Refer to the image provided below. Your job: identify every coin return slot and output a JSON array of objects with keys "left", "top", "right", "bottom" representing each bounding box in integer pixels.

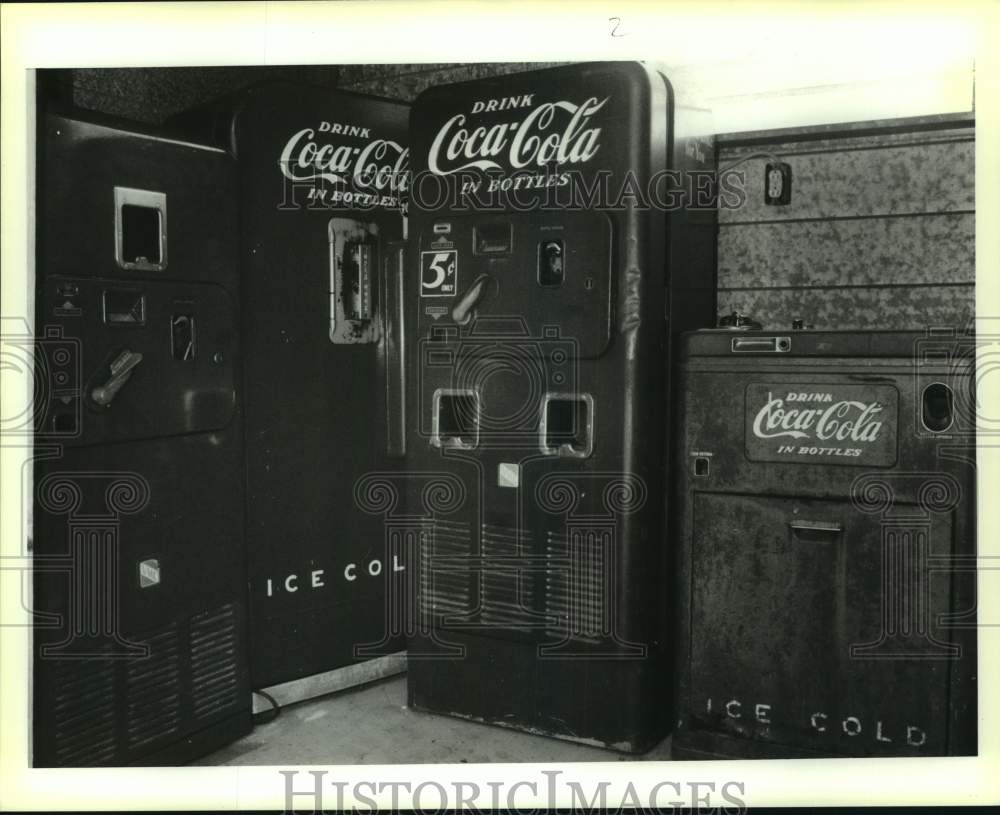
[
  {"left": 433, "top": 391, "right": 479, "bottom": 449},
  {"left": 694, "top": 456, "right": 710, "bottom": 477},
  {"left": 102, "top": 290, "right": 146, "bottom": 325},
  {"left": 541, "top": 394, "right": 593, "bottom": 457},
  {"left": 922, "top": 383, "right": 954, "bottom": 433},
  {"left": 474, "top": 222, "right": 512, "bottom": 255},
  {"left": 343, "top": 242, "right": 373, "bottom": 321},
  {"left": 171, "top": 314, "right": 196, "bottom": 361},
  {"left": 538, "top": 240, "right": 564, "bottom": 287}
]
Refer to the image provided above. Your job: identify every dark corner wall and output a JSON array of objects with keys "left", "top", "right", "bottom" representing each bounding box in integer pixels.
[
  {"left": 37, "top": 63, "right": 975, "bottom": 332},
  {"left": 36, "top": 63, "right": 565, "bottom": 125}
]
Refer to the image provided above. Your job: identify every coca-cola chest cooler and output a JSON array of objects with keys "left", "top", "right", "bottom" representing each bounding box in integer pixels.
[
  {"left": 171, "top": 83, "right": 410, "bottom": 700},
  {"left": 671, "top": 328, "right": 977, "bottom": 759},
  {"left": 403, "top": 61, "right": 716, "bottom": 752}
]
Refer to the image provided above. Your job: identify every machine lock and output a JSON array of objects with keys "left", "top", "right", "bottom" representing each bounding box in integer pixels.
[{"left": 91, "top": 349, "right": 143, "bottom": 407}]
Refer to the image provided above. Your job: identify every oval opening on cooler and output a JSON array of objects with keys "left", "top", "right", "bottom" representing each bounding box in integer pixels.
[{"left": 921, "top": 382, "right": 954, "bottom": 433}]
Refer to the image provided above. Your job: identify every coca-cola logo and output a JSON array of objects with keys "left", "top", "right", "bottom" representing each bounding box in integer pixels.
[
  {"left": 743, "top": 384, "right": 898, "bottom": 466},
  {"left": 427, "top": 96, "right": 609, "bottom": 175},
  {"left": 752, "top": 391, "right": 885, "bottom": 444},
  {"left": 279, "top": 123, "right": 409, "bottom": 194}
]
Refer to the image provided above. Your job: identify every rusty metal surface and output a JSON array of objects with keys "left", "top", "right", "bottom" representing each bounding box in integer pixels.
[{"left": 671, "top": 329, "right": 977, "bottom": 759}]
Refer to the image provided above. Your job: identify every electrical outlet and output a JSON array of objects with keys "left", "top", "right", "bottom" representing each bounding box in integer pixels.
[{"left": 764, "top": 162, "right": 792, "bottom": 205}]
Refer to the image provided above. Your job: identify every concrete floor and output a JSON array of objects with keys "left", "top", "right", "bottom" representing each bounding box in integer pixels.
[{"left": 195, "top": 675, "right": 672, "bottom": 764}]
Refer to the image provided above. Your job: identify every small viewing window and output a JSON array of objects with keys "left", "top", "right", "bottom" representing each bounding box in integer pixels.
[
  {"left": 115, "top": 187, "right": 167, "bottom": 271},
  {"left": 541, "top": 394, "right": 593, "bottom": 458},
  {"left": 433, "top": 390, "right": 479, "bottom": 449}
]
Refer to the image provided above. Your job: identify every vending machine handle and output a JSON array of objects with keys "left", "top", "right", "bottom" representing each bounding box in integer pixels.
[{"left": 90, "top": 349, "right": 143, "bottom": 407}]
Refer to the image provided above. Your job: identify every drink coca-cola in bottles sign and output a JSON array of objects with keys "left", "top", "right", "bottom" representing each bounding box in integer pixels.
[
  {"left": 411, "top": 68, "right": 645, "bottom": 207},
  {"left": 279, "top": 119, "right": 409, "bottom": 211},
  {"left": 744, "top": 383, "right": 899, "bottom": 466}
]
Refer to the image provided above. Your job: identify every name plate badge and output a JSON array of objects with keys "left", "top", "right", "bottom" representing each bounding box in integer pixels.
[{"left": 744, "top": 383, "right": 898, "bottom": 466}]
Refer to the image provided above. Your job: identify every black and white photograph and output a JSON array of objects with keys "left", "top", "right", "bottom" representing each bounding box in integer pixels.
[{"left": 0, "top": 1, "right": 997, "bottom": 811}]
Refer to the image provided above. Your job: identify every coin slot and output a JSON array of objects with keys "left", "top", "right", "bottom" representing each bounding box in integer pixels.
[
  {"left": 433, "top": 390, "right": 479, "bottom": 449},
  {"left": 731, "top": 336, "right": 790, "bottom": 353},
  {"left": 541, "top": 394, "right": 593, "bottom": 458},
  {"left": 538, "top": 240, "right": 565, "bottom": 287},
  {"left": 171, "top": 314, "right": 196, "bottom": 361},
  {"left": 921, "top": 382, "right": 954, "bottom": 433}
]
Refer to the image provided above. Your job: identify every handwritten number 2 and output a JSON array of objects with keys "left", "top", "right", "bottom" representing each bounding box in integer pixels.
[{"left": 609, "top": 16, "right": 624, "bottom": 38}]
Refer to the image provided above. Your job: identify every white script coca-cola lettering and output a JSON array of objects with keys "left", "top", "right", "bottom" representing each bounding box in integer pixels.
[
  {"left": 427, "top": 96, "right": 610, "bottom": 175},
  {"left": 279, "top": 125, "right": 409, "bottom": 193},
  {"left": 752, "top": 391, "right": 885, "bottom": 443}
]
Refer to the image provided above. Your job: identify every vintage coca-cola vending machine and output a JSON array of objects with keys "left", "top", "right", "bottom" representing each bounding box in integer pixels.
[
  {"left": 403, "top": 62, "right": 716, "bottom": 752},
  {"left": 32, "top": 108, "right": 251, "bottom": 766},
  {"left": 172, "top": 83, "right": 410, "bottom": 707},
  {"left": 671, "top": 328, "right": 977, "bottom": 759}
]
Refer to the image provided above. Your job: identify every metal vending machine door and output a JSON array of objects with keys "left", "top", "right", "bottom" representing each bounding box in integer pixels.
[
  {"left": 672, "top": 329, "right": 977, "bottom": 759},
  {"left": 171, "top": 84, "right": 410, "bottom": 704},
  {"left": 32, "top": 112, "right": 250, "bottom": 766},
  {"left": 404, "top": 62, "right": 715, "bottom": 752}
]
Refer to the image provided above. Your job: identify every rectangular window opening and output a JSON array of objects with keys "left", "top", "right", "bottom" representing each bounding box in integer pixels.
[
  {"left": 115, "top": 188, "right": 166, "bottom": 271},
  {"left": 434, "top": 391, "right": 478, "bottom": 448},
  {"left": 542, "top": 395, "right": 593, "bottom": 457},
  {"left": 121, "top": 205, "right": 161, "bottom": 266}
]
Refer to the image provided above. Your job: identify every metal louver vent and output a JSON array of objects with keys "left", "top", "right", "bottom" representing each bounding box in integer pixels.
[
  {"left": 545, "top": 529, "right": 610, "bottom": 643},
  {"left": 419, "top": 518, "right": 472, "bottom": 619},
  {"left": 51, "top": 654, "right": 117, "bottom": 766},
  {"left": 125, "top": 626, "right": 181, "bottom": 749},
  {"left": 190, "top": 604, "right": 239, "bottom": 720},
  {"left": 480, "top": 524, "right": 540, "bottom": 630}
]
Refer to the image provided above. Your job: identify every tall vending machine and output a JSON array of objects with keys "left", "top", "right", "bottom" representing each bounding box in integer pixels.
[
  {"left": 403, "top": 62, "right": 716, "bottom": 752},
  {"left": 172, "top": 83, "right": 411, "bottom": 706},
  {"left": 32, "top": 109, "right": 251, "bottom": 766}
]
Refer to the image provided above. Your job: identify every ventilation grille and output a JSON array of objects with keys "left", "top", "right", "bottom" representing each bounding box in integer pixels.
[
  {"left": 419, "top": 519, "right": 472, "bottom": 618},
  {"left": 51, "top": 651, "right": 117, "bottom": 766},
  {"left": 190, "top": 604, "right": 240, "bottom": 720},
  {"left": 125, "top": 626, "right": 182, "bottom": 749},
  {"left": 480, "top": 524, "right": 540, "bottom": 630},
  {"left": 545, "top": 528, "right": 611, "bottom": 643}
]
